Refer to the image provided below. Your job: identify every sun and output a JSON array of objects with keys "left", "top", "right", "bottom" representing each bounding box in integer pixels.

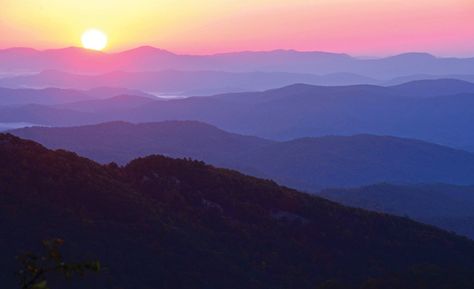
[{"left": 81, "top": 29, "right": 108, "bottom": 51}]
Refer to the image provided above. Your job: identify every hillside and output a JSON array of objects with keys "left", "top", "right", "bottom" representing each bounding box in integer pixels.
[
  {"left": 319, "top": 183, "right": 474, "bottom": 239},
  {"left": 10, "top": 121, "right": 273, "bottom": 165},
  {"left": 1, "top": 134, "right": 474, "bottom": 288},
  {"left": 235, "top": 134, "right": 474, "bottom": 190},
  {"left": 11, "top": 122, "right": 474, "bottom": 190}
]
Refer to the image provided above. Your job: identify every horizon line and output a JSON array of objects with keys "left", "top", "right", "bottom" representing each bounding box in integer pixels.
[{"left": 1, "top": 45, "right": 474, "bottom": 59}]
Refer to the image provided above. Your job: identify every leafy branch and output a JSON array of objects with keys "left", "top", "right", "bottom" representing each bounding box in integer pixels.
[{"left": 17, "top": 239, "right": 101, "bottom": 289}]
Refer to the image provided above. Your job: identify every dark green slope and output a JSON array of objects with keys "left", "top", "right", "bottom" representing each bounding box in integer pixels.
[{"left": 1, "top": 134, "right": 474, "bottom": 289}]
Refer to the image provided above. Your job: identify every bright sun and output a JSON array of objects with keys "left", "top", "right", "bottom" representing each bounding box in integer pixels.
[{"left": 81, "top": 29, "right": 108, "bottom": 51}]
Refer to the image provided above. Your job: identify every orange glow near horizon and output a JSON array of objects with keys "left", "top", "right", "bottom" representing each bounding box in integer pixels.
[{"left": 2, "top": 0, "right": 474, "bottom": 56}]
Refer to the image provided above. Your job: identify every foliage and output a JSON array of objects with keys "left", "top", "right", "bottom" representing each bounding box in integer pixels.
[{"left": 17, "top": 239, "right": 100, "bottom": 289}]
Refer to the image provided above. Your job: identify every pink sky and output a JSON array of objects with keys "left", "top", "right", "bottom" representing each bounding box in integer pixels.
[{"left": 2, "top": 0, "right": 474, "bottom": 56}]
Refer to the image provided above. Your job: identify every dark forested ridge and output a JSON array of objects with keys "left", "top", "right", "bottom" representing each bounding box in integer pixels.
[{"left": 1, "top": 134, "right": 474, "bottom": 289}]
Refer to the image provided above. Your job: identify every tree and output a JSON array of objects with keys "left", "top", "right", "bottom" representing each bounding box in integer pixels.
[{"left": 17, "top": 239, "right": 101, "bottom": 289}]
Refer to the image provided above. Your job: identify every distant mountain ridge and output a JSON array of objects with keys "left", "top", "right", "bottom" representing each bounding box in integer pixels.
[
  {"left": 11, "top": 121, "right": 474, "bottom": 191},
  {"left": 54, "top": 94, "right": 158, "bottom": 113},
  {"left": 4, "top": 69, "right": 474, "bottom": 96},
  {"left": 0, "top": 87, "right": 91, "bottom": 105},
  {"left": 120, "top": 80, "right": 474, "bottom": 149},
  {"left": 2, "top": 46, "right": 474, "bottom": 79},
  {"left": 0, "top": 69, "right": 379, "bottom": 95},
  {"left": 10, "top": 121, "right": 274, "bottom": 166},
  {"left": 319, "top": 183, "right": 474, "bottom": 239},
  {"left": 4, "top": 79, "right": 474, "bottom": 149},
  {"left": 0, "top": 86, "right": 156, "bottom": 106}
]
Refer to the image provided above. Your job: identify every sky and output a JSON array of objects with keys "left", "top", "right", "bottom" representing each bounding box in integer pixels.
[{"left": 2, "top": 0, "right": 474, "bottom": 56}]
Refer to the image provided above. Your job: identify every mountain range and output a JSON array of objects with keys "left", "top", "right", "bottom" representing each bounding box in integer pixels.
[
  {"left": 3, "top": 44, "right": 474, "bottom": 289},
  {"left": 2, "top": 47, "right": 474, "bottom": 80},
  {"left": 11, "top": 121, "right": 474, "bottom": 191},
  {"left": 12, "top": 120, "right": 474, "bottom": 239},
  {"left": 4, "top": 69, "right": 474, "bottom": 96},
  {"left": 0, "top": 69, "right": 380, "bottom": 96},
  {"left": 3, "top": 79, "right": 474, "bottom": 150},
  {"left": 2, "top": 133, "right": 474, "bottom": 289}
]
